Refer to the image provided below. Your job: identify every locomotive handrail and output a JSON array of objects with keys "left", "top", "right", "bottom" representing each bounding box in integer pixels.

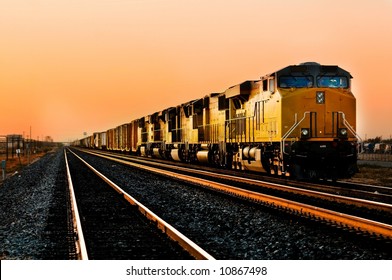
[
  {"left": 281, "top": 111, "right": 311, "bottom": 154},
  {"left": 338, "top": 111, "right": 364, "bottom": 154}
]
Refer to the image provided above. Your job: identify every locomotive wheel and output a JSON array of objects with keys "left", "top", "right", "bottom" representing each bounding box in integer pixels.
[
  {"left": 272, "top": 165, "right": 279, "bottom": 176},
  {"left": 261, "top": 157, "right": 272, "bottom": 175},
  {"left": 212, "top": 150, "right": 221, "bottom": 167}
]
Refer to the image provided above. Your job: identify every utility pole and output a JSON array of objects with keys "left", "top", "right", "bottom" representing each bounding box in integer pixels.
[{"left": 29, "top": 126, "right": 32, "bottom": 164}]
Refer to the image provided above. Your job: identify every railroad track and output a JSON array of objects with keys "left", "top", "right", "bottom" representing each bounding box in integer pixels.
[
  {"left": 75, "top": 148, "right": 392, "bottom": 241},
  {"left": 80, "top": 149, "right": 392, "bottom": 204},
  {"left": 64, "top": 149, "right": 214, "bottom": 260}
]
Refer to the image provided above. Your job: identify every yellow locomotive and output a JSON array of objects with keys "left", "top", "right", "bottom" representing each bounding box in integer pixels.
[{"left": 79, "top": 62, "right": 359, "bottom": 180}]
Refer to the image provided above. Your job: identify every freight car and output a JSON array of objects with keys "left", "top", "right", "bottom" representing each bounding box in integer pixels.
[{"left": 75, "top": 62, "right": 360, "bottom": 180}]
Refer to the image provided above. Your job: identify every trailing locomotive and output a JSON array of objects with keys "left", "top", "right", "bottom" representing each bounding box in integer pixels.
[{"left": 74, "top": 62, "right": 360, "bottom": 180}]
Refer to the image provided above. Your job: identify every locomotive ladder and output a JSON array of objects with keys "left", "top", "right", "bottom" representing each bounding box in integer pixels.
[{"left": 280, "top": 111, "right": 312, "bottom": 173}]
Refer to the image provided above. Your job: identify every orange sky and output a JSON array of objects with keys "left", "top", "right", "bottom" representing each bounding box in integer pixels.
[{"left": 1, "top": 0, "right": 392, "bottom": 142}]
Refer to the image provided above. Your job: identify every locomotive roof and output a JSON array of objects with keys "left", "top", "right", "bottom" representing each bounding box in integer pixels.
[
  {"left": 262, "top": 62, "right": 353, "bottom": 79},
  {"left": 263, "top": 62, "right": 353, "bottom": 79},
  {"left": 219, "top": 80, "right": 260, "bottom": 99}
]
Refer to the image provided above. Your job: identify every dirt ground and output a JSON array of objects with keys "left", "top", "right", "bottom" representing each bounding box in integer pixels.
[
  {"left": 0, "top": 151, "right": 49, "bottom": 180},
  {"left": 345, "top": 164, "right": 392, "bottom": 187}
]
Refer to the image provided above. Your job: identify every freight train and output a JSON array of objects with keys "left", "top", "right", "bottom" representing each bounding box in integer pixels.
[{"left": 74, "top": 62, "right": 360, "bottom": 180}]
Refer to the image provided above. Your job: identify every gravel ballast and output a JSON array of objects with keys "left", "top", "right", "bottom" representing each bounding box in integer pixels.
[{"left": 0, "top": 149, "right": 68, "bottom": 259}]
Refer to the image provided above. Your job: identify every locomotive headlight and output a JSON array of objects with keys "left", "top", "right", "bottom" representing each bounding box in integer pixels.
[
  {"left": 301, "top": 128, "right": 310, "bottom": 139},
  {"left": 338, "top": 128, "right": 348, "bottom": 138}
]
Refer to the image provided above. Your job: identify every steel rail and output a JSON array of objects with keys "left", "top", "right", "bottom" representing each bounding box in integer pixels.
[
  {"left": 67, "top": 148, "right": 215, "bottom": 260},
  {"left": 80, "top": 149, "right": 392, "bottom": 239},
  {"left": 64, "top": 149, "right": 89, "bottom": 260},
  {"left": 335, "top": 180, "right": 392, "bottom": 196},
  {"left": 82, "top": 149, "right": 392, "bottom": 213}
]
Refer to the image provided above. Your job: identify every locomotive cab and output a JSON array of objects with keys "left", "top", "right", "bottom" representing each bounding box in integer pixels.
[{"left": 277, "top": 62, "right": 359, "bottom": 179}]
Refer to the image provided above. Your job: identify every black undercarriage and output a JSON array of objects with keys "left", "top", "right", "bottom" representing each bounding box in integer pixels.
[{"left": 289, "top": 140, "right": 358, "bottom": 180}]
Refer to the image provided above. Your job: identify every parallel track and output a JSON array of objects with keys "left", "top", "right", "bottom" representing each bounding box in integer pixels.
[
  {"left": 64, "top": 148, "right": 214, "bottom": 260},
  {"left": 82, "top": 149, "right": 392, "bottom": 203}
]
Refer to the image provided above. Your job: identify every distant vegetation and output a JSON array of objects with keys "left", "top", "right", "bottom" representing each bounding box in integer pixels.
[{"left": 366, "top": 136, "right": 392, "bottom": 144}]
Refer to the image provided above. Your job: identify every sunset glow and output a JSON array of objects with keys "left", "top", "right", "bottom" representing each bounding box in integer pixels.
[{"left": 1, "top": 0, "right": 392, "bottom": 142}]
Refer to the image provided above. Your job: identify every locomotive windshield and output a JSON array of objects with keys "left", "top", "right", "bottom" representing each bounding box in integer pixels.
[
  {"left": 278, "top": 75, "right": 349, "bottom": 89},
  {"left": 317, "top": 76, "right": 348, "bottom": 88},
  {"left": 279, "top": 76, "right": 313, "bottom": 88},
  {"left": 276, "top": 64, "right": 352, "bottom": 90}
]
